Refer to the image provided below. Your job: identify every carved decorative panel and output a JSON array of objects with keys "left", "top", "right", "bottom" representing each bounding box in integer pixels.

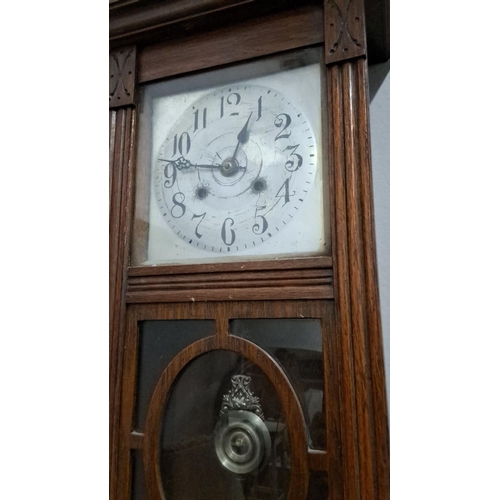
[
  {"left": 109, "top": 46, "right": 137, "bottom": 108},
  {"left": 324, "top": 0, "right": 366, "bottom": 64}
]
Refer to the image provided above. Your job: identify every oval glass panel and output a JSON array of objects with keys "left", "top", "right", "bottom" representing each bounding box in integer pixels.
[{"left": 159, "top": 350, "right": 291, "bottom": 500}]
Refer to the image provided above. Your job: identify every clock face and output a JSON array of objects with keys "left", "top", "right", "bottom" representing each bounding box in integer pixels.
[
  {"left": 154, "top": 84, "right": 317, "bottom": 254},
  {"left": 132, "top": 47, "right": 329, "bottom": 265}
]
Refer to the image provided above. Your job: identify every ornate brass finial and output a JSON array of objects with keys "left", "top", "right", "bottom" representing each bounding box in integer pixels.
[{"left": 220, "top": 375, "right": 264, "bottom": 420}]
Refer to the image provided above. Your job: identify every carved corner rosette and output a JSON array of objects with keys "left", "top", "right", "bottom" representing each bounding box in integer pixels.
[
  {"left": 324, "top": 0, "right": 366, "bottom": 64},
  {"left": 109, "top": 46, "right": 137, "bottom": 108},
  {"left": 220, "top": 375, "right": 264, "bottom": 420}
]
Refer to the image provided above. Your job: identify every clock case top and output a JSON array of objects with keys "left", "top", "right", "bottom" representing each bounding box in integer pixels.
[{"left": 109, "top": 0, "right": 389, "bottom": 66}]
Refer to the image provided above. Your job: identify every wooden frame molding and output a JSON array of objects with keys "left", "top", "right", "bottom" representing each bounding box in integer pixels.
[
  {"left": 329, "top": 58, "right": 389, "bottom": 499},
  {"left": 109, "top": 105, "right": 137, "bottom": 497},
  {"left": 137, "top": 5, "right": 324, "bottom": 84},
  {"left": 117, "top": 300, "right": 343, "bottom": 499}
]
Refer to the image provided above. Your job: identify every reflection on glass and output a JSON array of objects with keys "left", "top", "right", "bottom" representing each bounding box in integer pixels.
[
  {"left": 160, "top": 351, "right": 291, "bottom": 500},
  {"left": 231, "top": 319, "right": 326, "bottom": 449},
  {"left": 135, "top": 320, "right": 215, "bottom": 431}
]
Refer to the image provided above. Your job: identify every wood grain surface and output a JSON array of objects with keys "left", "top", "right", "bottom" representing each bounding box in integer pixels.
[
  {"left": 138, "top": 5, "right": 324, "bottom": 83},
  {"left": 117, "top": 301, "right": 339, "bottom": 500},
  {"left": 324, "top": 0, "right": 366, "bottom": 65},
  {"left": 109, "top": 106, "right": 137, "bottom": 499},
  {"left": 109, "top": 46, "right": 137, "bottom": 108},
  {"left": 328, "top": 58, "right": 389, "bottom": 500}
]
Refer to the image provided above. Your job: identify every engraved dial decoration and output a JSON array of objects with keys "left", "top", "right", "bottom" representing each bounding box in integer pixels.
[{"left": 154, "top": 84, "right": 318, "bottom": 254}]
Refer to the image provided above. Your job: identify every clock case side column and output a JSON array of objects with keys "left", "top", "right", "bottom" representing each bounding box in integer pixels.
[
  {"left": 110, "top": 45, "right": 138, "bottom": 500},
  {"left": 324, "top": 1, "right": 389, "bottom": 499}
]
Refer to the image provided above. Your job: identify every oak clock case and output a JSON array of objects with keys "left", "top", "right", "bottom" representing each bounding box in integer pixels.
[
  {"left": 112, "top": 3, "right": 389, "bottom": 500},
  {"left": 132, "top": 48, "right": 330, "bottom": 266}
]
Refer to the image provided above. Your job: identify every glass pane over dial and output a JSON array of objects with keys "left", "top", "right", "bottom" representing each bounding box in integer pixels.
[{"left": 133, "top": 47, "right": 329, "bottom": 265}]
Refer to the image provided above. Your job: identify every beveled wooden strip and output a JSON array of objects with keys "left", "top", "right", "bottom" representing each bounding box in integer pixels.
[
  {"left": 126, "top": 285, "right": 334, "bottom": 303},
  {"left": 319, "top": 285, "right": 344, "bottom": 499},
  {"left": 324, "top": 0, "right": 366, "bottom": 64},
  {"left": 129, "top": 267, "right": 332, "bottom": 286},
  {"left": 110, "top": 106, "right": 137, "bottom": 500},
  {"left": 128, "top": 255, "right": 333, "bottom": 277},
  {"left": 354, "top": 57, "right": 390, "bottom": 500},
  {"left": 143, "top": 335, "right": 310, "bottom": 500},
  {"left": 128, "top": 299, "right": 332, "bottom": 322},
  {"left": 128, "top": 276, "right": 332, "bottom": 292},
  {"left": 109, "top": 111, "right": 117, "bottom": 213},
  {"left": 138, "top": 5, "right": 324, "bottom": 83},
  {"left": 342, "top": 60, "right": 376, "bottom": 499},
  {"left": 129, "top": 277, "right": 331, "bottom": 292},
  {"left": 329, "top": 64, "right": 360, "bottom": 500},
  {"left": 116, "top": 306, "right": 142, "bottom": 500},
  {"left": 328, "top": 58, "right": 389, "bottom": 500}
]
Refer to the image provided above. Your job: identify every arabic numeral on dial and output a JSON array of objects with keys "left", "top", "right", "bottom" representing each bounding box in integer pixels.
[
  {"left": 221, "top": 218, "right": 236, "bottom": 245},
  {"left": 257, "top": 96, "right": 262, "bottom": 120},
  {"left": 220, "top": 92, "right": 241, "bottom": 118},
  {"left": 172, "top": 132, "right": 191, "bottom": 157},
  {"left": 193, "top": 108, "right": 207, "bottom": 131},
  {"left": 252, "top": 215, "right": 268, "bottom": 235},
  {"left": 283, "top": 144, "right": 303, "bottom": 172},
  {"left": 275, "top": 177, "right": 295, "bottom": 206},
  {"left": 274, "top": 113, "right": 291, "bottom": 140},
  {"left": 191, "top": 212, "right": 206, "bottom": 238},
  {"left": 163, "top": 162, "right": 177, "bottom": 188},
  {"left": 170, "top": 192, "right": 186, "bottom": 218}
]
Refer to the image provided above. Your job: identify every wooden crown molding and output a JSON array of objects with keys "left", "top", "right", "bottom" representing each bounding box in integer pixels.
[
  {"left": 110, "top": 0, "right": 388, "bottom": 64},
  {"left": 109, "top": 0, "right": 287, "bottom": 49}
]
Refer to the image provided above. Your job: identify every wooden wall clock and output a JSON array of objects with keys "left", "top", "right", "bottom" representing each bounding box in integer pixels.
[{"left": 109, "top": 1, "right": 390, "bottom": 499}]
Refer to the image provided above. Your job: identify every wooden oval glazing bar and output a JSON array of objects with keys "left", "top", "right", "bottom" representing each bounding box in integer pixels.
[{"left": 143, "top": 335, "right": 310, "bottom": 500}]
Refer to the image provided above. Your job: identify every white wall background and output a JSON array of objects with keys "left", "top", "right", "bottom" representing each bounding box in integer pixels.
[{"left": 368, "top": 61, "right": 390, "bottom": 411}]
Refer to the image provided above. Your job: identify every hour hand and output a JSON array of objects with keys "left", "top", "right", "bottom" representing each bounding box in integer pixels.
[
  {"left": 165, "top": 156, "right": 220, "bottom": 170},
  {"left": 237, "top": 112, "right": 253, "bottom": 144}
]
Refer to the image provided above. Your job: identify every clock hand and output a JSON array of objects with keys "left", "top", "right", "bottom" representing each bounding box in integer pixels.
[
  {"left": 231, "top": 112, "right": 253, "bottom": 161},
  {"left": 165, "top": 157, "right": 245, "bottom": 171}
]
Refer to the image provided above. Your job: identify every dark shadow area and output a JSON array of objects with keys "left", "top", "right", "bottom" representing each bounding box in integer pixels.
[{"left": 369, "top": 60, "right": 390, "bottom": 102}]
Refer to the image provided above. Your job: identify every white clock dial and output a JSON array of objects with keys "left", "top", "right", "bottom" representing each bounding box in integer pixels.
[{"left": 154, "top": 84, "right": 318, "bottom": 254}]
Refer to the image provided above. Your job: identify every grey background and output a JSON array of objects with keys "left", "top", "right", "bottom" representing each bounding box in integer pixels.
[{"left": 369, "top": 61, "right": 390, "bottom": 411}]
